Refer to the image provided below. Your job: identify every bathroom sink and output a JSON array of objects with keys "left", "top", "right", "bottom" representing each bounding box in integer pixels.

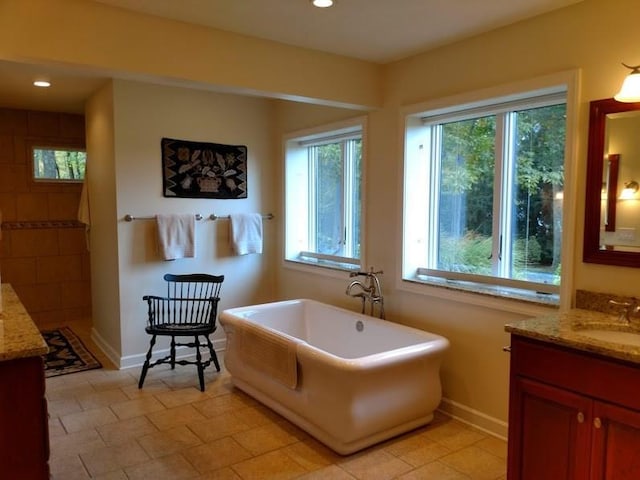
[{"left": 576, "top": 328, "right": 640, "bottom": 347}]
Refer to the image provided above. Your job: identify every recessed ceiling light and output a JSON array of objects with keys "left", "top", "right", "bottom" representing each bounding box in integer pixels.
[
  {"left": 33, "top": 80, "right": 51, "bottom": 88},
  {"left": 312, "top": 0, "right": 334, "bottom": 7}
]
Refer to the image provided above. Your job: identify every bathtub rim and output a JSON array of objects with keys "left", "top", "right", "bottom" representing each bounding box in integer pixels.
[{"left": 220, "top": 298, "right": 450, "bottom": 368}]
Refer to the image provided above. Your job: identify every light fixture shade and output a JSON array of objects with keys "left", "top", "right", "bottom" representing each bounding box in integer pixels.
[
  {"left": 619, "top": 180, "right": 639, "bottom": 200},
  {"left": 614, "top": 71, "right": 640, "bottom": 103},
  {"left": 312, "top": 0, "right": 334, "bottom": 7}
]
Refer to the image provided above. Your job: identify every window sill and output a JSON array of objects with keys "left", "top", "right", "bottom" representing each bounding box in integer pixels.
[
  {"left": 400, "top": 275, "right": 559, "bottom": 316},
  {"left": 284, "top": 258, "right": 360, "bottom": 278}
]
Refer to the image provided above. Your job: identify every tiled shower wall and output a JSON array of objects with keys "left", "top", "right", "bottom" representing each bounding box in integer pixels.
[{"left": 0, "top": 107, "right": 90, "bottom": 325}]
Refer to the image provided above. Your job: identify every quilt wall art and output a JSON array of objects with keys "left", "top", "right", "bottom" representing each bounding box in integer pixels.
[{"left": 161, "top": 137, "right": 248, "bottom": 199}]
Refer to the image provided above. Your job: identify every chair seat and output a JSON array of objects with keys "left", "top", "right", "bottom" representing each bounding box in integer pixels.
[{"left": 146, "top": 323, "right": 215, "bottom": 335}]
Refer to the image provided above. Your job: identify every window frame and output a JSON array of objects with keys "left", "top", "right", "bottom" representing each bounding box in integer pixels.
[
  {"left": 29, "top": 141, "right": 87, "bottom": 183},
  {"left": 283, "top": 117, "right": 366, "bottom": 275},
  {"left": 400, "top": 72, "right": 579, "bottom": 312}
]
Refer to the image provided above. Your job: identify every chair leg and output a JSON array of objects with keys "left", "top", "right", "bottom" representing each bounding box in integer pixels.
[
  {"left": 194, "top": 336, "right": 205, "bottom": 392},
  {"left": 170, "top": 336, "right": 176, "bottom": 369},
  {"left": 138, "top": 335, "right": 156, "bottom": 389},
  {"left": 205, "top": 335, "right": 221, "bottom": 372}
]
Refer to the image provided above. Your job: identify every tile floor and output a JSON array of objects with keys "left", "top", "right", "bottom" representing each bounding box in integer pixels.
[{"left": 45, "top": 321, "right": 507, "bottom": 480}]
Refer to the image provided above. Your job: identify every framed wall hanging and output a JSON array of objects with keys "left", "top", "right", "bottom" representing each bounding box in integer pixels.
[{"left": 161, "top": 137, "right": 247, "bottom": 199}]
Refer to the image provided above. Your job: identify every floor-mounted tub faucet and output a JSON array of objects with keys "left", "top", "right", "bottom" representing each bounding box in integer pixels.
[{"left": 346, "top": 268, "right": 385, "bottom": 319}]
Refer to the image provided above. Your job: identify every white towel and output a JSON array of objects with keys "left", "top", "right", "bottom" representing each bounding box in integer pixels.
[
  {"left": 156, "top": 213, "right": 195, "bottom": 260},
  {"left": 230, "top": 213, "right": 263, "bottom": 255},
  {"left": 77, "top": 176, "right": 91, "bottom": 251}
]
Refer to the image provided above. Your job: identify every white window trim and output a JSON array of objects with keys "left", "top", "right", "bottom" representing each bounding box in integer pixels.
[
  {"left": 30, "top": 143, "right": 87, "bottom": 183},
  {"left": 283, "top": 116, "right": 367, "bottom": 278},
  {"left": 397, "top": 70, "right": 580, "bottom": 313}
]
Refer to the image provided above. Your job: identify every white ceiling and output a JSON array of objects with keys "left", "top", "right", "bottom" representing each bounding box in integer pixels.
[{"left": 0, "top": 0, "right": 582, "bottom": 113}]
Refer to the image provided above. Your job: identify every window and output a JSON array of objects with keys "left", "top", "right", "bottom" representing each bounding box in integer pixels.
[
  {"left": 403, "top": 88, "right": 567, "bottom": 299},
  {"left": 32, "top": 146, "right": 86, "bottom": 182},
  {"left": 285, "top": 118, "right": 364, "bottom": 271}
]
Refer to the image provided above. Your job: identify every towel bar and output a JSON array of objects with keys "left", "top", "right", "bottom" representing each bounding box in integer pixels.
[
  {"left": 210, "top": 213, "right": 274, "bottom": 221},
  {"left": 124, "top": 213, "right": 274, "bottom": 222},
  {"left": 124, "top": 214, "right": 203, "bottom": 222}
]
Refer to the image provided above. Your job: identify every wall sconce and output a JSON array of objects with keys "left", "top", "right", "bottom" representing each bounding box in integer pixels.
[
  {"left": 614, "top": 63, "right": 640, "bottom": 103},
  {"left": 619, "top": 180, "right": 639, "bottom": 199}
]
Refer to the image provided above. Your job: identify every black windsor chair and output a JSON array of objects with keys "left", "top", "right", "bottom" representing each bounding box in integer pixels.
[{"left": 138, "top": 273, "right": 224, "bottom": 391}]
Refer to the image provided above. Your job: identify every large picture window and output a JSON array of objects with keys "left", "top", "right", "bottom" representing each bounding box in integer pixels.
[
  {"left": 403, "top": 89, "right": 567, "bottom": 298},
  {"left": 285, "top": 119, "right": 364, "bottom": 271}
]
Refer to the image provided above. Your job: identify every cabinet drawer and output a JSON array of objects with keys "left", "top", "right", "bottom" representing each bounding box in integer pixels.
[{"left": 511, "top": 335, "right": 640, "bottom": 412}]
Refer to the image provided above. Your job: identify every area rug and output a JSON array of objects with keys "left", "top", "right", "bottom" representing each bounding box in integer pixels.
[{"left": 41, "top": 327, "right": 102, "bottom": 378}]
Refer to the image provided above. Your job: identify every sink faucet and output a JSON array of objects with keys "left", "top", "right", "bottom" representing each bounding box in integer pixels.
[
  {"left": 346, "top": 268, "right": 385, "bottom": 319},
  {"left": 609, "top": 298, "right": 640, "bottom": 324}
]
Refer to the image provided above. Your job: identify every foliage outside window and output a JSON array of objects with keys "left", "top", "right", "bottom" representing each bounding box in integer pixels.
[
  {"left": 32, "top": 146, "right": 86, "bottom": 182},
  {"left": 285, "top": 120, "right": 364, "bottom": 271},
  {"left": 403, "top": 89, "right": 567, "bottom": 299}
]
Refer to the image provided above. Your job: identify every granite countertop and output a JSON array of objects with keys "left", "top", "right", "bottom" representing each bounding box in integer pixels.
[
  {"left": 505, "top": 308, "right": 640, "bottom": 365},
  {"left": 0, "top": 284, "right": 48, "bottom": 361}
]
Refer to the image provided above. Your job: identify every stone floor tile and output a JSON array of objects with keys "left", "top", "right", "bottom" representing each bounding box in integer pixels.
[
  {"left": 194, "top": 466, "right": 243, "bottom": 479},
  {"left": 76, "top": 388, "right": 129, "bottom": 410},
  {"left": 296, "top": 464, "right": 357, "bottom": 480},
  {"left": 79, "top": 440, "right": 150, "bottom": 477},
  {"left": 231, "top": 449, "right": 308, "bottom": 480},
  {"left": 280, "top": 438, "right": 342, "bottom": 471},
  {"left": 109, "top": 395, "right": 166, "bottom": 420},
  {"left": 137, "top": 424, "right": 203, "bottom": 459},
  {"left": 182, "top": 437, "right": 252, "bottom": 473},
  {"left": 60, "top": 407, "right": 119, "bottom": 433},
  {"left": 474, "top": 436, "right": 508, "bottom": 460},
  {"left": 49, "top": 428, "right": 107, "bottom": 458},
  {"left": 187, "top": 411, "right": 251, "bottom": 443},
  {"left": 147, "top": 404, "right": 208, "bottom": 431},
  {"left": 96, "top": 415, "right": 158, "bottom": 446},
  {"left": 231, "top": 422, "right": 300, "bottom": 456},
  {"left": 396, "top": 460, "right": 471, "bottom": 480},
  {"left": 124, "top": 453, "right": 200, "bottom": 480},
  {"left": 47, "top": 397, "right": 84, "bottom": 418},
  {"left": 155, "top": 386, "right": 209, "bottom": 408},
  {"left": 338, "top": 448, "right": 414, "bottom": 480},
  {"left": 424, "top": 420, "right": 487, "bottom": 451},
  {"left": 440, "top": 445, "right": 506, "bottom": 480}
]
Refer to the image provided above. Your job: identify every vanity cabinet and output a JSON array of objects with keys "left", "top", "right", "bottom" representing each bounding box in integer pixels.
[
  {"left": 0, "top": 284, "right": 50, "bottom": 479},
  {"left": 0, "top": 356, "right": 50, "bottom": 479},
  {"left": 507, "top": 335, "right": 640, "bottom": 480}
]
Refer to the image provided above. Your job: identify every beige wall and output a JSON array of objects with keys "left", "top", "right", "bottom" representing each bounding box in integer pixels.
[
  {"left": 85, "top": 82, "right": 121, "bottom": 359},
  {"left": 2, "top": 0, "right": 640, "bottom": 438},
  {"left": 0, "top": 108, "right": 90, "bottom": 325},
  {"left": 274, "top": 0, "right": 640, "bottom": 435},
  {"left": 106, "top": 80, "right": 276, "bottom": 366}
]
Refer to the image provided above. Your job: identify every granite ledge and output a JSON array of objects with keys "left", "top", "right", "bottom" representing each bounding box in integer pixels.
[
  {"left": 0, "top": 284, "right": 48, "bottom": 361},
  {"left": 505, "top": 309, "right": 640, "bottom": 365}
]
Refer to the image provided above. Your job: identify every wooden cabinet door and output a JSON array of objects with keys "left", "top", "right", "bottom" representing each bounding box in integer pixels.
[
  {"left": 508, "top": 377, "right": 592, "bottom": 480},
  {"left": 0, "top": 356, "right": 49, "bottom": 480},
  {"left": 591, "top": 400, "right": 640, "bottom": 479}
]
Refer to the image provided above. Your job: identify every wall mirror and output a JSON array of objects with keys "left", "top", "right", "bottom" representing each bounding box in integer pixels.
[{"left": 584, "top": 98, "right": 640, "bottom": 266}]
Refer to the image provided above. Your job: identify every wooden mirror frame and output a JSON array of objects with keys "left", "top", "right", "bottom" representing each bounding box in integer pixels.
[{"left": 584, "top": 98, "right": 640, "bottom": 266}]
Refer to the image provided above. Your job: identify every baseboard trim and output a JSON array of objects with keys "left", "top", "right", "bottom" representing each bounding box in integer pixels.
[
  {"left": 90, "top": 327, "right": 122, "bottom": 368},
  {"left": 437, "top": 397, "right": 508, "bottom": 440},
  {"left": 89, "top": 328, "right": 226, "bottom": 370},
  {"left": 119, "top": 338, "right": 227, "bottom": 370}
]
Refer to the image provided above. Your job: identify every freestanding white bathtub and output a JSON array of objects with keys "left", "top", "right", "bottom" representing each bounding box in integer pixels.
[{"left": 219, "top": 299, "right": 449, "bottom": 455}]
